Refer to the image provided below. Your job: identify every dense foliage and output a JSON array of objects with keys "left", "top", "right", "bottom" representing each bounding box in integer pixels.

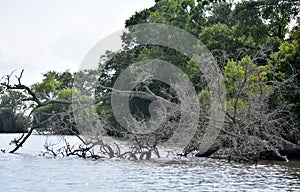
[
  {"left": 0, "top": 88, "right": 28, "bottom": 133},
  {"left": 1, "top": 0, "right": 300, "bottom": 160},
  {"left": 97, "top": 0, "right": 300, "bottom": 134}
]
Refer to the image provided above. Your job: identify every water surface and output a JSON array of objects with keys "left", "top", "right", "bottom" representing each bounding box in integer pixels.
[{"left": 0, "top": 134, "right": 299, "bottom": 191}]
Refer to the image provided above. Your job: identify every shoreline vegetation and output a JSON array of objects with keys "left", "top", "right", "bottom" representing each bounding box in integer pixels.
[
  {"left": 1, "top": 0, "right": 300, "bottom": 165},
  {"left": 1, "top": 133, "right": 299, "bottom": 166}
]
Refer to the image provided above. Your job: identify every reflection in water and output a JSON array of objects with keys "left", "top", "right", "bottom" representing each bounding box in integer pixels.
[{"left": 0, "top": 134, "right": 299, "bottom": 192}]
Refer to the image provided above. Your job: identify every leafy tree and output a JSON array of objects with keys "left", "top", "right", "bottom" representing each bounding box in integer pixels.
[
  {"left": 125, "top": 0, "right": 212, "bottom": 36},
  {"left": 231, "top": 1, "right": 269, "bottom": 47},
  {"left": 271, "top": 25, "right": 300, "bottom": 115},
  {"left": 0, "top": 90, "right": 28, "bottom": 133},
  {"left": 199, "top": 23, "right": 235, "bottom": 54},
  {"left": 32, "top": 71, "right": 76, "bottom": 134},
  {"left": 206, "top": 1, "right": 233, "bottom": 27},
  {"left": 272, "top": 26, "right": 300, "bottom": 79},
  {"left": 260, "top": 0, "right": 300, "bottom": 41},
  {"left": 218, "top": 55, "right": 298, "bottom": 159},
  {"left": 2, "top": 0, "right": 300, "bottom": 160},
  {"left": 231, "top": 0, "right": 300, "bottom": 42}
]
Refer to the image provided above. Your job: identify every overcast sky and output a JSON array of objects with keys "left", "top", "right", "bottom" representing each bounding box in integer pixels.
[{"left": 0, "top": 0, "right": 155, "bottom": 85}]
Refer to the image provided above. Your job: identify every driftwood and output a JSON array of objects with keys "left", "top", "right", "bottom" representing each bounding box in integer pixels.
[
  {"left": 280, "top": 147, "right": 300, "bottom": 159},
  {"left": 194, "top": 144, "right": 221, "bottom": 157},
  {"left": 259, "top": 146, "right": 300, "bottom": 161}
]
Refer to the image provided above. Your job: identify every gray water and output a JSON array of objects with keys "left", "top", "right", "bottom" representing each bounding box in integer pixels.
[{"left": 0, "top": 134, "right": 300, "bottom": 192}]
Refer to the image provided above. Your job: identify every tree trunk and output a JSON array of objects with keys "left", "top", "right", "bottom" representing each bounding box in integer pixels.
[
  {"left": 280, "top": 146, "right": 300, "bottom": 160},
  {"left": 194, "top": 144, "right": 221, "bottom": 157}
]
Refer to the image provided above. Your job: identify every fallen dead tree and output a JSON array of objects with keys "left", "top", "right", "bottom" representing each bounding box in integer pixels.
[{"left": 1, "top": 48, "right": 300, "bottom": 163}]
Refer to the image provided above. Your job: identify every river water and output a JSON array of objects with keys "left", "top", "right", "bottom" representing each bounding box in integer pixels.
[{"left": 0, "top": 134, "right": 300, "bottom": 192}]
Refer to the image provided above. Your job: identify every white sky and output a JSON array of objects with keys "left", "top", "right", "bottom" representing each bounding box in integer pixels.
[{"left": 0, "top": 0, "right": 155, "bottom": 85}]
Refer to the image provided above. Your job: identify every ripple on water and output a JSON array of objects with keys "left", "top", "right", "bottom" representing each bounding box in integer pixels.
[{"left": 1, "top": 134, "right": 300, "bottom": 192}]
